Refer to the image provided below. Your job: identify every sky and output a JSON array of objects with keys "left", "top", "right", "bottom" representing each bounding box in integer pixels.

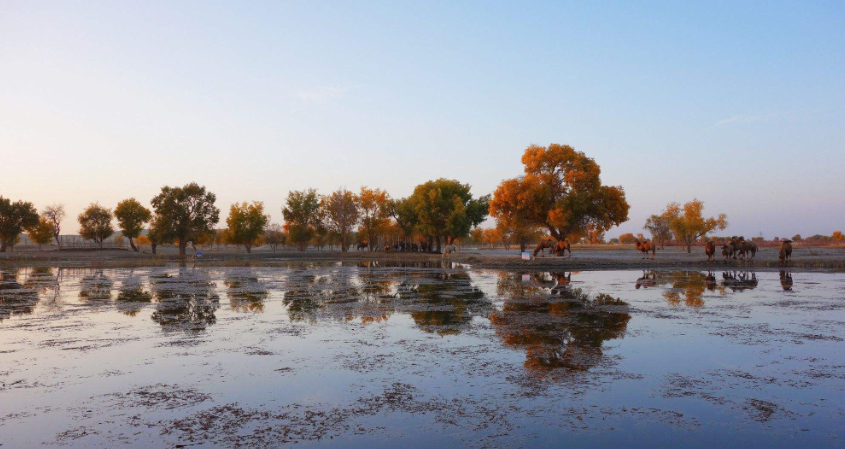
[{"left": 1, "top": 0, "right": 843, "bottom": 238}]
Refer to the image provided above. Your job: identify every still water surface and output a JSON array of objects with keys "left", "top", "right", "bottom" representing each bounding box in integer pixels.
[{"left": 1, "top": 263, "right": 844, "bottom": 448}]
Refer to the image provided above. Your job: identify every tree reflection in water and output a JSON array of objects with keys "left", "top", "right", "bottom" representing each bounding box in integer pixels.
[
  {"left": 635, "top": 271, "right": 731, "bottom": 307},
  {"left": 116, "top": 272, "right": 153, "bottom": 317},
  {"left": 225, "top": 275, "right": 269, "bottom": 313},
  {"left": 0, "top": 270, "right": 40, "bottom": 322},
  {"left": 492, "top": 272, "right": 630, "bottom": 377},
  {"left": 79, "top": 270, "right": 114, "bottom": 302},
  {"left": 150, "top": 269, "right": 219, "bottom": 332},
  {"left": 281, "top": 262, "right": 490, "bottom": 335}
]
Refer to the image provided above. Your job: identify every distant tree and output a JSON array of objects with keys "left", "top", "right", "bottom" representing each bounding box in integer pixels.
[
  {"left": 832, "top": 231, "right": 844, "bottom": 243},
  {"left": 643, "top": 214, "right": 673, "bottom": 249},
  {"left": 792, "top": 234, "right": 803, "bottom": 242},
  {"left": 495, "top": 144, "right": 629, "bottom": 244},
  {"left": 150, "top": 183, "right": 220, "bottom": 258},
  {"left": 470, "top": 227, "right": 485, "bottom": 247},
  {"left": 662, "top": 199, "right": 728, "bottom": 253},
  {"left": 805, "top": 234, "right": 832, "bottom": 242},
  {"left": 135, "top": 235, "right": 151, "bottom": 251},
  {"left": 0, "top": 197, "right": 40, "bottom": 252},
  {"left": 27, "top": 217, "right": 55, "bottom": 250},
  {"left": 609, "top": 238, "right": 620, "bottom": 244},
  {"left": 78, "top": 203, "right": 114, "bottom": 247},
  {"left": 41, "top": 204, "right": 66, "bottom": 248},
  {"left": 226, "top": 201, "right": 269, "bottom": 253},
  {"left": 113, "top": 235, "right": 125, "bottom": 247},
  {"left": 358, "top": 187, "right": 390, "bottom": 251},
  {"left": 322, "top": 189, "right": 360, "bottom": 252},
  {"left": 264, "top": 223, "right": 284, "bottom": 251},
  {"left": 282, "top": 189, "right": 321, "bottom": 251},
  {"left": 408, "top": 179, "right": 489, "bottom": 252},
  {"left": 618, "top": 233, "right": 637, "bottom": 244},
  {"left": 114, "top": 198, "right": 152, "bottom": 252}
]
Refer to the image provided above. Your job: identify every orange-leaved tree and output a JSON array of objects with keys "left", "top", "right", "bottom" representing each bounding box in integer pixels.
[
  {"left": 358, "top": 187, "right": 390, "bottom": 251},
  {"left": 492, "top": 144, "right": 629, "bottom": 245},
  {"left": 662, "top": 199, "right": 728, "bottom": 253}
]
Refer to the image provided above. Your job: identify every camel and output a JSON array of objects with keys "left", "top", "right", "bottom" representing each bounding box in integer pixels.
[
  {"left": 778, "top": 239, "right": 793, "bottom": 265},
  {"left": 735, "top": 240, "right": 758, "bottom": 261},
  {"left": 555, "top": 240, "right": 571, "bottom": 257},
  {"left": 635, "top": 270, "right": 657, "bottom": 289},
  {"left": 442, "top": 244, "right": 458, "bottom": 259},
  {"left": 550, "top": 272, "right": 572, "bottom": 295},
  {"left": 634, "top": 239, "right": 655, "bottom": 259},
  {"left": 705, "top": 241, "right": 716, "bottom": 262},
  {"left": 533, "top": 239, "right": 555, "bottom": 257}
]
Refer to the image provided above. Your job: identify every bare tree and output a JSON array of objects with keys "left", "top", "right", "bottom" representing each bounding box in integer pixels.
[{"left": 42, "top": 204, "right": 66, "bottom": 248}]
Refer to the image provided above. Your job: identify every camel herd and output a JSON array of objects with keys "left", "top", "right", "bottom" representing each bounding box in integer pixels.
[{"left": 530, "top": 235, "right": 797, "bottom": 266}]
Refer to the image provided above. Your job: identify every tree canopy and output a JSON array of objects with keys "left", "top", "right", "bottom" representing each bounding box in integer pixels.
[
  {"left": 0, "top": 197, "right": 40, "bottom": 252},
  {"left": 358, "top": 187, "right": 390, "bottom": 250},
  {"left": 662, "top": 199, "right": 728, "bottom": 253},
  {"left": 406, "top": 178, "right": 489, "bottom": 251},
  {"left": 78, "top": 203, "right": 114, "bottom": 247},
  {"left": 493, "top": 144, "right": 629, "bottom": 243},
  {"left": 114, "top": 198, "right": 152, "bottom": 251},
  {"left": 282, "top": 189, "right": 321, "bottom": 251},
  {"left": 322, "top": 189, "right": 359, "bottom": 252},
  {"left": 150, "top": 182, "right": 220, "bottom": 257},
  {"left": 226, "top": 201, "right": 269, "bottom": 253}
]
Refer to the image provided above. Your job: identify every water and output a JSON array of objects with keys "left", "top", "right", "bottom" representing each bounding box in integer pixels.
[{"left": 1, "top": 263, "right": 844, "bottom": 448}]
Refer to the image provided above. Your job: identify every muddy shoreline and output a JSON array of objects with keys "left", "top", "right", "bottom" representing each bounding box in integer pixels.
[{"left": 1, "top": 246, "right": 843, "bottom": 271}]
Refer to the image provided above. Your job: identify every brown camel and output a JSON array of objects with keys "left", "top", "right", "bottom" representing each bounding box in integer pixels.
[
  {"left": 533, "top": 239, "right": 555, "bottom": 257},
  {"left": 554, "top": 240, "right": 571, "bottom": 257},
  {"left": 778, "top": 239, "right": 793, "bottom": 265},
  {"left": 736, "top": 240, "right": 758, "bottom": 260},
  {"left": 634, "top": 238, "right": 655, "bottom": 259},
  {"left": 705, "top": 241, "right": 716, "bottom": 262}
]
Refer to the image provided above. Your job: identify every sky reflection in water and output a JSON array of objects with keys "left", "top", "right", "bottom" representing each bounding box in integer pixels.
[{"left": 1, "top": 263, "right": 844, "bottom": 448}]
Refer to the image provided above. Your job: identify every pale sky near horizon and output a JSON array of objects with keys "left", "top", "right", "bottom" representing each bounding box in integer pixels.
[{"left": 2, "top": 1, "right": 843, "bottom": 238}]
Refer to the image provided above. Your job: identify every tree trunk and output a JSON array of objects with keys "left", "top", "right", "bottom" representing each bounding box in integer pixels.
[
  {"left": 436, "top": 236, "right": 442, "bottom": 253},
  {"left": 179, "top": 240, "right": 188, "bottom": 258},
  {"left": 246, "top": 245, "right": 251, "bottom": 253},
  {"left": 520, "top": 241, "right": 526, "bottom": 252},
  {"left": 151, "top": 243, "right": 157, "bottom": 254},
  {"left": 129, "top": 238, "right": 139, "bottom": 252},
  {"left": 0, "top": 241, "right": 6, "bottom": 253},
  {"left": 54, "top": 234, "right": 61, "bottom": 249}
]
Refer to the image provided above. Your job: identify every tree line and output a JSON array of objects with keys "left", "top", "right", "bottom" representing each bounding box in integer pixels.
[{"left": 4, "top": 143, "right": 838, "bottom": 255}]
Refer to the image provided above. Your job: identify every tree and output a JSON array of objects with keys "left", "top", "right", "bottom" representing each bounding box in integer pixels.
[
  {"left": 618, "top": 233, "right": 636, "bottom": 244},
  {"left": 226, "top": 201, "right": 269, "bottom": 253},
  {"left": 78, "top": 203, "right": 114, "bottom": 247},
  {"left": 264, "top": 223, "right": 285, "bottom": 251},
  {"left": 41, "top": 204, "right": 66, "bottom": 248},
  {"left": 496, "top": 144, "right": 629, "bottom": 244},
  {"left": 135, "top": 235, "right": 151, "bottom": 250},
  {"left": 114, "top": 198, "right": 152, "bottom": 252},
  {"left": 792, "top": 234, "right": 803, "bottom": 242},
  {"left": 321, "top": 189, "right": 359, "bottom": 252},
  {"left": 662, "top": 199, "right": 728, "bottom": 253},
  {"left": 470, "top": 227, "right": 485, "bottom": 247},
  {"left": 27, "top": 217, "right": 55, "bottom": 250},
  {"left": 408, "top": 179, "right": 489, "bottom": 252},
  {"left": 282, "top": 189, "right": 321, "bottom": 251},
  {"left": 150, "top": 183, "right": 220, "bottom": 258},
  {"left": 358, "top": 187, "right": 390, "bottom": 251},
  {"left": 490, "top": 177, "right": 543, "bottom": 252},
  {"left": 0, "top": 197, "right": 40, "bottom": 252},
  {"left": 832, "top": 231, "right": 844, "bottom": 243},
  {"left": 643, "top": 214, "right": 672, "bottom": 249}
]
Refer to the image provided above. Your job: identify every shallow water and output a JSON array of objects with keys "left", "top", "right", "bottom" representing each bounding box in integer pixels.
[{"left": 1, "top": 263, "right": 844, "bottom": 448}]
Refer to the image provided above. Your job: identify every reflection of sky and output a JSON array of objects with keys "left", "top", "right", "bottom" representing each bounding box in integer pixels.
[
  {"left": 1, "top": 266, "right": 845, "bottom": 447},
  {"left": 2, "top": 2, "right": 844, "bottom": 238}
]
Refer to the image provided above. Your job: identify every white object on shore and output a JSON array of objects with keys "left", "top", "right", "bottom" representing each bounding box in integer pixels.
[{"left": 521, "top": 252, "right": 531, "bottom": 261}]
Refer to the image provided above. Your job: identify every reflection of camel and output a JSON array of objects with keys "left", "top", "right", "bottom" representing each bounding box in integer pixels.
[
  {"left": 722, "top": 271, "right": 758, "bottom": 292},
  {"left": 549, "top": 272, "right": 572, "bottom": 295},
  {"left": 635, "top": 270, "right": 657, "bottom": 289},
  {"left": 490, "top": 281, "right": 630, "bottom": 376},
  {"left": 779, "top": 271, "right": 793, "bottom": 291}
]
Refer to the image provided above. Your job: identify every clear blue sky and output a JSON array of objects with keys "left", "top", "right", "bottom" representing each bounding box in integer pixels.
[{"left": 2, "top": 1, "right": 843, "bottom": 238}]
